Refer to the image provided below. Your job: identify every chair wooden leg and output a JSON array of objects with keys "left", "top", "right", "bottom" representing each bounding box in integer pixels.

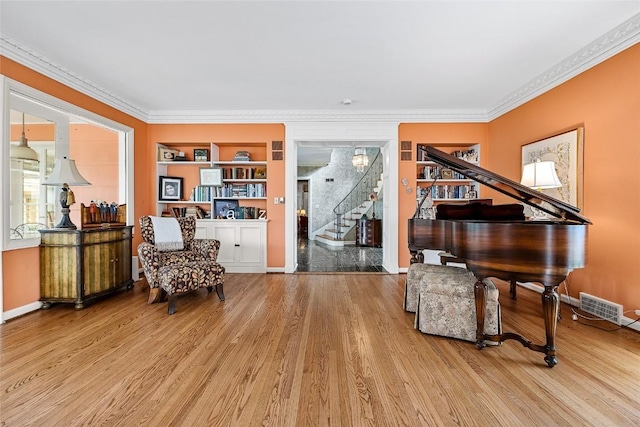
[
  {"left": 167, "top": 295, "right": 178, "bottom": 315},
  {"left": 148, "top": 288, "right": 162, "bottom": 304},
  {"left": 215, "top": 283, "right": 225, "bottom": 301}
]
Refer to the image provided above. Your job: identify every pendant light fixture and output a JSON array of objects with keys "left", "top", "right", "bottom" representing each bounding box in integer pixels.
[
  {"left": 11, "top": 113, "right": 39, "bottom": 162},
  {"left": 352, "top": 147, "right": 369, "bottom": 172}
]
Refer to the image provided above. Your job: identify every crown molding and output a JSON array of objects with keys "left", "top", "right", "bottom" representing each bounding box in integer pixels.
[
  {"left": 145, "top": 108, "right": 489, "bottom": 124},
  {"left": 0, "top": 34, "right": 148, "bottom": 122},
  {"left": 488, "top": 12, "right": 640, "bottom": 120},
  {"left": 2, "top": 12, "right": 639, "bottom": 125}
]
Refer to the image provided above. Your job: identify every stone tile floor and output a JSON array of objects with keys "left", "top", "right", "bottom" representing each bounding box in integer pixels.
[{"left": 296, "top": 238, "right": 385, "bottom": 273}]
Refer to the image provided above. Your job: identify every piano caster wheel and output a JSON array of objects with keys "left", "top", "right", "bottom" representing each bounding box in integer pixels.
[{"left": 545, "top": 355, "right": 557, "bottom": 368}]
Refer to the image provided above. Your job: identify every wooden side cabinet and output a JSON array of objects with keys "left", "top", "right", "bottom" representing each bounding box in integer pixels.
[
  {"left": 39, "top": 226, "right": 134, "bottom": 309},
  {"left": 357, "top": 218, "right": 382, "bottom": 248}
]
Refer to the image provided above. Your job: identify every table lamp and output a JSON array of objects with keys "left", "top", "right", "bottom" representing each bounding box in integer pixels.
[
  {"left": 43, "top": 156, "right": 91, "bottom": 229},
  {"left": 520, "top": 159, "right": 561, "bottom": 220}
]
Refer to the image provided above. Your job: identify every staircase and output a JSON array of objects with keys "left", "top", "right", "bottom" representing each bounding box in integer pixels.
[{"left": 315, "top": 152, "right": 383, "bottom": 247}]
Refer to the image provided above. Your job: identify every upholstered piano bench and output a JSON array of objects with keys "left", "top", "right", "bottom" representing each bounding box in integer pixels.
[
  {"left": 415, "top": 275, "right": 501, "bottom": 343},
  {"left": 404, "top": 263, "right": 476, "bottom": 313},
  {"left": 158, "top": 261, "right": 225, "bottom": 315}
]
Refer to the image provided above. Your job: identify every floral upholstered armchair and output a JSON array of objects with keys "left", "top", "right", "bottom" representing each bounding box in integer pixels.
[{"left": 138, "top": 216, "right": 224, "bottom": 304}]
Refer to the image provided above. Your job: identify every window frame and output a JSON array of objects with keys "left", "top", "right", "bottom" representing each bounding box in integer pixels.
[{"left": 1, "top": 77, "right": 135, "bottom": 251}]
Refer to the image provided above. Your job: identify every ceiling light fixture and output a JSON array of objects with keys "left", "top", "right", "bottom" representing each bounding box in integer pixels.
[
  {"left": 11, "top": 113, "right": 39, "bottom": 162},
  {"left": 352, "top": 147, "right": 369, "bottom": 172}
]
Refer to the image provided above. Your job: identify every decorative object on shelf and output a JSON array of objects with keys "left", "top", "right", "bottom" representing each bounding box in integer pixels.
[
  {"left": 159, "top": 176, "right": 183, "bottom": 201},
  {"left": 11, "top": 112, "right": 39, "bottom": 162},
  {"left": 233, "top": 150, "right": 251, "bottom": 161},
  {"left": 80, "top": 202, "right": 126, "bottom": 229},
  {"left": 254, "top": 167, "right": 267, "bottom": 179},
  {"left": 158, "top": 147, "right": 180, "bottom": 161},
  {"left": 352, "top": 147, "right": 369, "bottom": 172},
  {"left": 520, "top": 159, "right": 562, "bottom": 220},
  {"left": 441, "top": 169, "right": 454, "bottom": 179},
  {"left": 194, "top": 148, "right": 209, "bottom": 162},
  {"left": 42, "top": 156, "right": 91, "bottom": 229},
  {"left": 199, "top": 167, "right": 223, "bottom": 187},
  {"left": 522, "top": 127, "right": 584, "bottom": 208},
  {"left": 174, "top": 151, "right": 187, "bottom": 161}
]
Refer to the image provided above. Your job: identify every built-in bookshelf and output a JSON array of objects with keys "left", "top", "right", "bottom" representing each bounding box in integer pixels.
[
  {"left": 155, "top": 142, "right": 268, "bottom": 219},
  {"left": 415, "top": 143, "right": 482, "bottom": 214}
]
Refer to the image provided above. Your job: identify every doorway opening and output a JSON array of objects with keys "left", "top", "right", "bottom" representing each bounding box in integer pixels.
[{"left": 295, "top": 146, "right": 384, "bottom": 273}]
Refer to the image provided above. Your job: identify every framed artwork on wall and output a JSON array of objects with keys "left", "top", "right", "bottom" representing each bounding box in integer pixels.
[{"left": 522, "top": 127, "right": 584, "bottom": 209}]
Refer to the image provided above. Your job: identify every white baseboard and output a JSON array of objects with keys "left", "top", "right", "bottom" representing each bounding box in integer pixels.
[{"left": 2, "top": 301, "right": 42, "bottom": 323}]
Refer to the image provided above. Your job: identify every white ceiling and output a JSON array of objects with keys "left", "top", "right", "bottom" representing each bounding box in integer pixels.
[{"left": 1, "top": 1, "right": 639, "bottom": 126}]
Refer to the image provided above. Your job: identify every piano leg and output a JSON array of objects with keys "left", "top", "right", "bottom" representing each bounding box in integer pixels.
[
  {"left": 474, "top": 280, "right": 487, "bottom": 350},
  {"left": 473, "top": 279, "right": 561, "bottom": 367},
  {"left": 541, "top": 284, "right": 560, "bottom": 367}
]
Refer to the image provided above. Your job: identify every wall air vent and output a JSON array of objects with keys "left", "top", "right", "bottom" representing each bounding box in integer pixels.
[{"left": 579, "top": 292, "right": 623, "bottom": 325}]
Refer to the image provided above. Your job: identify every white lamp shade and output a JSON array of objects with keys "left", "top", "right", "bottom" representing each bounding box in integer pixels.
[
  {"left": 43, "top": 156, "right": 91, "bottom": 186},
  {"left": 520, "top": 160, "right": 561, "bottom": 189},
  {"left": 11, "top": 144, "right": 39, "bottom": 162}
]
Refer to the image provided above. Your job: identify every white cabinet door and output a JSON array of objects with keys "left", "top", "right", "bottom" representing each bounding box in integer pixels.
[
  {"left": 211, "top": 224, "right": 237, "bottom": 265},
  {"left": 237, "top": 223, "right": 264, "bottom": 267}
]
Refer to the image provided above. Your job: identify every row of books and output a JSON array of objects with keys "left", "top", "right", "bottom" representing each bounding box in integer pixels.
[
  {"left": 213, "top": 183, "right": 266, "bottom": 198},
  {"left": 418, "top": 184, "right": 477, "bottom": 200},
  {"left": 418, "top": 165, "right": 466, "bottom": 180},
  {"left": 190, "top": 186, "right": 213, "bottom": 202},
  {"left": 222, "top": 167, "right": 266, "bottom": 180},
  {"left": 161, "top": 206, "right": 210, "bottom": 219},
  {"left": 417, "top": 146, "right": 477, "bottom": 163}
]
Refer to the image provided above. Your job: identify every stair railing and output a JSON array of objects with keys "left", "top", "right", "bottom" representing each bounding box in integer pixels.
[{"left": 332, "top": 151, "right": 383, "bottom": 239}]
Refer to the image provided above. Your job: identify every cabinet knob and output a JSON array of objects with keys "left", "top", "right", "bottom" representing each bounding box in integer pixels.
[{"left": 234, "top": 244, "right": 240, "bottom": 247}]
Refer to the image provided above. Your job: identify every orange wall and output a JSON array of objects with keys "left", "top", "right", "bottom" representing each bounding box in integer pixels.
[
  {"left": 70, "top": 124, "right": 120, "bottom": 225},
  {"left": 487, "top": 44, "right": 640, "bottom": 312},
  {"left": 1, "top": 56, "right": 149, "bottom": 312},
  {"left": 397, "top": 124, "right": 489, "bottom": 267},
  {"left": 147, "top": 124, "right": 286, "bottom": 268}
]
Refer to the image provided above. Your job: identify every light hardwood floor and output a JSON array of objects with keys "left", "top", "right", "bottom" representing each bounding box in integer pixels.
[{"left": 1, "top": 273, "right": 639, "bottom": 426}]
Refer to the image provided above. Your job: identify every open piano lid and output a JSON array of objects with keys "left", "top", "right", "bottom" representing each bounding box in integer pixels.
[{"left": 423, "top": 145, "right": 591, "bottom": 224}]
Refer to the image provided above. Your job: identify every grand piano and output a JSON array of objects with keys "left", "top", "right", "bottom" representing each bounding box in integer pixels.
[{"left": 408, "top": 145, "right": 591, "bottom": 367}]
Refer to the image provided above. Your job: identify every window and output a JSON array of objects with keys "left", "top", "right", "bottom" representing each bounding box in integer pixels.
[{"left": 2, "top": 78, "right": 135, "bottom": 250}]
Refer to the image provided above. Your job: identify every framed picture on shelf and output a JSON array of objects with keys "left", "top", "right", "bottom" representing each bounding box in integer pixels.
[
  {"left": 441, "top": 169, "right": 454, "bottom": 179},
  {"left": 159, "top": 176, "right": 183, "bottom": 201},
  {"left": 199, "top": 167, "right": 223, "bottom": 186},
  {"left": 158, "top": 147, "right": 180, "bottom": 161},
  {"left": 194, "top": 148, "right": 209, "bottom": 162},
  {"left": 214, "top": 199, "right": 239, "bottom": 218}
]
